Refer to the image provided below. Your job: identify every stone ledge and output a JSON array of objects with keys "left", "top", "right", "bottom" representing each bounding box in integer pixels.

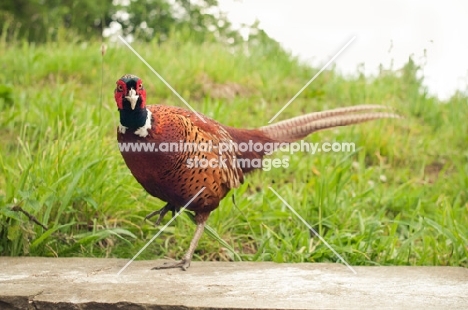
[{"left": 0, "top": 257, "right": 467, "bottom": 309}]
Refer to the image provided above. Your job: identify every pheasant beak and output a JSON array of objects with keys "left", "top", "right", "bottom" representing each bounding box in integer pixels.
[{"left": 125, "top": 88, "right": 139, "bottom": 110}]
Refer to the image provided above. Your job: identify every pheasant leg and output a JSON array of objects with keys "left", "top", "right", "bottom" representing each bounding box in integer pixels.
[{"left": 152, "top": 216, "right": 207, "bottom": 271}]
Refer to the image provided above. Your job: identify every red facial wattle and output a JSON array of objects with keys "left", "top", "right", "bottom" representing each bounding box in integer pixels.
[
  {"left": 138, "top": 89, "right": 146, "bottom": 109},
  {"left": 135, "top": 79, "right": 146, "bottom": 109},
  {"left": 115, "top": 80, "right": 127, "bottom": 110}
]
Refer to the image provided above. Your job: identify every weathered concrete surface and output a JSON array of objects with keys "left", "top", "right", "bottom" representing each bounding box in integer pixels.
[{"left": 0, "top": 257, "right": 467, "bottom": 309}]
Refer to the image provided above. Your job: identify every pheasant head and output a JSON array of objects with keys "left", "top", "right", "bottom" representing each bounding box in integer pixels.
[{"left": 115, "top": 74, "right": 149, "bottom": 130}]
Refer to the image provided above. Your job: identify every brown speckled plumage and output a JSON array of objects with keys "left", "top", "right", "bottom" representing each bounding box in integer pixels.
[
  {"left": 114, "top": 74, "right": 400, "bottom": 270},
  {"left": 118, "top": 105, "right": 243, "bottom": 214}
]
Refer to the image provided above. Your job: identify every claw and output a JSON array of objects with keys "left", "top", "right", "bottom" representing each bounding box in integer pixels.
[
  {"left": 144, "top": 203, "right": 179, "bottom": 225},
  {"left": 152, "top": 258, "right": 191, "bottom": 271}
]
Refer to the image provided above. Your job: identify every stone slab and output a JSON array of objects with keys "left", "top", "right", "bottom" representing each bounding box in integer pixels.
[{"left": 0, "top": 257, "right": 467, "bottom": 309}]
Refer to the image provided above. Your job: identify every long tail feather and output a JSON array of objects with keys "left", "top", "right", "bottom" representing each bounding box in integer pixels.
[{"left": 259, "top": 105, "right": 401, "bottom": 142}]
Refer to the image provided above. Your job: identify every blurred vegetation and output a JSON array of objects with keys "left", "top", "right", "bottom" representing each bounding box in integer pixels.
[
  {"left": 0, "top": 0, "right": 252, "bottom": 44},
  {"left": 0, "top": 0, "right": 466, "bottom": 267}
]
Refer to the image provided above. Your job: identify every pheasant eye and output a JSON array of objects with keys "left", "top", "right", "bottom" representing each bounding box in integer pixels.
[
  {"left": 138, "top": 83, "right": 143, "bottom": 89},
  {"left": 117, "top": 84, "right": 124, "bottom": 91}
]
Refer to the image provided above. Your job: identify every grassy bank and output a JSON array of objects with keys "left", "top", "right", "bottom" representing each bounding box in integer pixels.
[{"left": 0, "top": 36, "right": 466, "bottom": 266}]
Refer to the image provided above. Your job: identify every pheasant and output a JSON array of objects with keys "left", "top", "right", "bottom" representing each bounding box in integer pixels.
[{"left": 115, "top": 73, "right": 399, "bottom": 270}]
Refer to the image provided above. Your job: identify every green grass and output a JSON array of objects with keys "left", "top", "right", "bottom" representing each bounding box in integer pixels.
[{"left": 0, "top": 35, "right": 467, "bottom": 267}]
